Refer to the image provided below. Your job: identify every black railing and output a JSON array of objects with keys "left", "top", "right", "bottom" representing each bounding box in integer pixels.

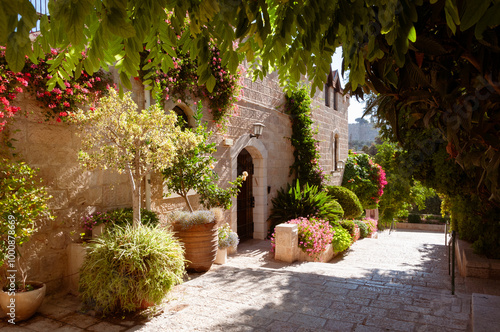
[
  {"left": 30, "top": 0, "right": 49, "bottom": 33},
  {"left": 448, "top": 230, "right": 457, "bottom": 295}
]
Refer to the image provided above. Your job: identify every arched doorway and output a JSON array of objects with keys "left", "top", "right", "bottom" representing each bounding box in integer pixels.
[{"left": 237, "top": 149, "right": 254, "bottom": 241}]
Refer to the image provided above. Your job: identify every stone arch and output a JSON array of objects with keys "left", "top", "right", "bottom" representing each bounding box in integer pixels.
[{"left": 230, "top": 135, "right": 268, "bottom": 240}]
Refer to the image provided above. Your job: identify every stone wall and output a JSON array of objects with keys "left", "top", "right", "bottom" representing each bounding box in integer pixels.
[{"left": 4, "top": 68, "right": 349, "bottom": 294}]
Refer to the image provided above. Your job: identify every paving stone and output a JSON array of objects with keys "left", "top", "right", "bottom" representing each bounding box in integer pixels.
[
  {"left": 20, "top": 316, "right": 64, "bottom": 331},
  {"left": 364, "top": 316, "right": 416, "bottom": 331},
  {"left": 59, "top": 313, "right": 100, "bottom": 329},
  {"left": 353, "top": 325, "right": 386, "bottom": 332},
  {"left": 265, "top": 320, "right": 301, "bottom": 332},
  {"left": 323, "top": 319, "right": 355, "bottom": 331},
  {"left": 87, "top": 322, "right": 127, "bottom": 332},
  {"left": 287, "top": 313, "right": 326, "bottom": 329},
  {"left": 320, "top": 310, "right": 367, "bottom": 324},
  {"left": 53, "top": 326, "right": 85, "bottom": 332}
]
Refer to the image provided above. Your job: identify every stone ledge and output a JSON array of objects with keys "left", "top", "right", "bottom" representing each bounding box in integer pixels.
[
  {"left": 456, "top": 239, "right": 500, "bottom": 279},
  {"left": 472, "top": 293, "right": 500, "bottom": 332},
  {"left": 396, "top": 222, "right": 445, "bottom": 232}
]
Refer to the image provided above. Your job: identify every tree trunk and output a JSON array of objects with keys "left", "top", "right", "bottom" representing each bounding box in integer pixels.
[
  {"left": 132, "top": 178, "right": 142, "bottom": 227},
  {"left": 182, "top": 194, "right": 194, "bottom": 212}
]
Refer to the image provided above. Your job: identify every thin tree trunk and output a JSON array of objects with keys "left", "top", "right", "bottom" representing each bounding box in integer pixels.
[
  {"left": 132, "top": 178, "right": 142, "bottom": 226},
  {"left": 182, "top": 193, "right": 194, "bottom": 212}
]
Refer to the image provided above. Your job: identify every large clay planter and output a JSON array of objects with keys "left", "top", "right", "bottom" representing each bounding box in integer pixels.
[
  {"left": 173, "top": 222, "right": 218, "bottom": 272},
  {"left": 0, "top": 281, "right": 46, "bottom": 322}
]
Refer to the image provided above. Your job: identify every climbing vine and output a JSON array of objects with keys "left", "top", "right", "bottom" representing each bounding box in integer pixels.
[{"left": 284, "top": 86, "right": 325, "bottom": 187}]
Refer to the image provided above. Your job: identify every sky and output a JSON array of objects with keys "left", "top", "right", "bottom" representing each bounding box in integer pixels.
[{"left": 331, "top": 48, "right": 368, "bottom": 124}]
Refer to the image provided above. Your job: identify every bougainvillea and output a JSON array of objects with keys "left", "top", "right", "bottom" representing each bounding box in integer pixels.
[
  {"left": 0, "top": 47, "right": 111, "bottom": 131},
  {"left": 342, "top": 152, "right": 387, "bottom": 209},
  {"left": 140, "top": 44, "right": 243, "bottom": 126}
]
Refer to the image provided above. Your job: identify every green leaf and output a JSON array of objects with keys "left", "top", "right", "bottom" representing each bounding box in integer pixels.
[
  {"left": 408, "top": 26, "right": 416, "bottom": 43},
  {"left": 120, "top": 71, "right": 133, "bottom": 90},
  {"left": 206, "top": 75, "right": 216, "bottom": 93},
  {"left": 5, "top": 36, "right": 27, "bottom": 72},
  {"left": 461, "top": 0, "right": 490, "bottom": 31}
]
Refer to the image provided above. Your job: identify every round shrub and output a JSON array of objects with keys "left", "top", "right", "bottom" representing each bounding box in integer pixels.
[
  {"left": 331, "top": 226, "right": 352, "bottom": 252},
  {"left": 79, "top": 224, "right": 185, "bottom": 314},
  {"left": 353, "top": 220, "right": 369, "bottom": 238},
  {"left": 340, "top": 220, "right": 357, "bottom": 238},
  {"left": 326, "top": 186, "right": 363, "bottom": 219},
  {"left": 407, "top": 214, "right": 421, "bottom": 223}
]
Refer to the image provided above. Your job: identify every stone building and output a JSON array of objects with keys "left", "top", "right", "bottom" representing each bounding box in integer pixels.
[{"left": 5, "top": 67, "right": 349, "bottom": 293}]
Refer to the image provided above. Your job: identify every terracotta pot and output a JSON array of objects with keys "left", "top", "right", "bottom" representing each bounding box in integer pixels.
[
  {"left": 0, "top": 281, "right": 46, "bottom": 322},
  {"left": 173, "top": 222, "right": 218, "bottom": 272}
]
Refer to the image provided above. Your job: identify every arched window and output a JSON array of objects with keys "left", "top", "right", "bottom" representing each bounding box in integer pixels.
[{"left": 173, "top": 105, "right": 190, "bottom": 129}]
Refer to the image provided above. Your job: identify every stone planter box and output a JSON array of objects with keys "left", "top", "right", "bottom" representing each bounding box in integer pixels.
[
  {"left": 274, "top": 223, "right": 338, "bottom": 263},
  {"left": 456, "top": 239, "right": 500, "bottom": 279},
  {"left": 65, "top": 243, "right": 88, "bottom": 295},
  {"left": 396, "top": 222, "right": 445, "bottom": 232}
]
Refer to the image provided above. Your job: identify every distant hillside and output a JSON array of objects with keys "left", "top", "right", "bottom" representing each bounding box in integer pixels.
[{"left": 348, "top": 121, "right": 379, "bottom": 150}]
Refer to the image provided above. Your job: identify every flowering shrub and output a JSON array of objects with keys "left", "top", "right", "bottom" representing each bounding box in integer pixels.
[
  {"left": 0, "top": 47, "right": 111, "bottom": 131},
  {"left": 218, "top": 223, "right": 239, "bottom": 249},
  {"left": 271, "top": 217, "right": 334, "bottom": 260},
  {"left": 342, "top": 152, "right": 387, "bottom": 209},
  {"left": 363, "top": 218, "right": 378, "bottom": 235},
  {"left": 141, "top": 46, "right": 242, "bottom": 126}
]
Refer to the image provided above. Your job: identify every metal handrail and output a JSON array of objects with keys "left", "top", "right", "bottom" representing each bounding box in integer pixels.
[{"left": 448, "top": 230, "right": 456, "bottom": 295}]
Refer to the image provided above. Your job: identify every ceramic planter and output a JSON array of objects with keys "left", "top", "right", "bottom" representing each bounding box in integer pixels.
[
  {"left": 0, "top": 281, "right": 46, "bottom": 322},
  {"left": 214, "top": 248, "right": 227, "bottom": 265},
  {"left": 173, "top": 222, "right": 218, "bottom": 272}
]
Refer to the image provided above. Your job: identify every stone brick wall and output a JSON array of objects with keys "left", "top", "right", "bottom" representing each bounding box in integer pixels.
[{"left": 4, "top": 68, "right": 349, "bottom": 294}]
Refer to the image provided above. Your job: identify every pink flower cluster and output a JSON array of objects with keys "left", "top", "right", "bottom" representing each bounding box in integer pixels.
[
  {"left": 363, "top": 218, "right": 378, "bottom": 235},
  {"left": 271, "top": 217, "right": 334, "bottom": 261}
]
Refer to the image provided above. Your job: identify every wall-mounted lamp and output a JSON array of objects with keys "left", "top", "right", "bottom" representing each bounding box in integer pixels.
[
  {"left": 250, "top": 123, "right": 265, "bottom": 139},
  {"left": 336, "top": 160, "right": 345, "bottom": 171}
]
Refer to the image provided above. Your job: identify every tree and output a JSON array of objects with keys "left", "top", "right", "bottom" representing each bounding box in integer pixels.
[
  {"left": 74, "top": 89, "right": 201, "bottom": 225},
  {"left": 162, "top": 103, "right": 245, "bottom": 211},
  {"left": 373, "top": 141, "right": 435, "bottom": 226}
]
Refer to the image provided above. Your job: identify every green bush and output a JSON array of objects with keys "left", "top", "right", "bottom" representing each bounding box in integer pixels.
[
  {"left": 407, "top": 214, "right": 421, "bottom": 223},
  {"left": 83, "top": 208, "right": 159, "bottom": 231},
  {"left": 331, "top": 226, "right": 352, "bottom": 252},
  {"left": 340, "top": 220, "right": 356, "bottom": 238},
  {"left": 353, "top": 220, "right": 369, "bottom": 238},
  {"left": 268, "top": 180, "right": 344, "bottom": 234},
  {"left": 326, "top": 186, "right": 363, "bottom": 219},
  {"left": 79, "top": 224, "right": 185, "bottom": 314}
]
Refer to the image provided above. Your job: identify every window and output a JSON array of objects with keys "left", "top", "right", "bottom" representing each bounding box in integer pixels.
[
  {"left": 333, "top": 134, "right": 339, "bottom": 171},
  {"left": 325, "top": 84, "right": 330, "bottom": 107},
  {"left": 333, "top": 89, "right": 338, "bottom": 110}
]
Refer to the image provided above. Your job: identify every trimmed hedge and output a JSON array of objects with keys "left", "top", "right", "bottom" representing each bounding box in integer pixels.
[{"left": 326, "top": 186, "right": 363, "bottom": 219}]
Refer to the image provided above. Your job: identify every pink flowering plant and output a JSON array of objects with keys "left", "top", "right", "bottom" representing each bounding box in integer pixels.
[
  {"left": 140, "top": 45, "right": 242, "bottom": 126},
  {"left": 0, "top": 47, "right": 111, "bottom": 131},
  {"left": 342, "top": 152, "right": 387, "bottom": 209},
  {"left": 363, "top": 218, "right": 378, "bottom": 235},
  {"left": 271, "top": 217, "right": 334, "bottom": 260}
]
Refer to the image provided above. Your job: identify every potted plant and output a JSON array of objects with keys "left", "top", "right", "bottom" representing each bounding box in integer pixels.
[
  {"left": 170, "top": 209, "right": 221, "bottom": 272},
  {"left": 215, "top": 223, "right": 239, "bottom": 264},
  {"left": 78, "top": 223, "right": 185, "bottom": 315},
  {"left": 0, "top": 157, "right": 53, "bottom": 322}
]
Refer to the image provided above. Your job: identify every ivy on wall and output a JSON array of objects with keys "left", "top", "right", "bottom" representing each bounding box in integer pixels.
[{"left": 284, "top": 86, "right": 325, "bottom": 187}]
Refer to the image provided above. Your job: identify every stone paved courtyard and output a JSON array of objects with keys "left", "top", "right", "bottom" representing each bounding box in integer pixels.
[{"left": 2, "top": 229, "right": 499, "bottom": 331}]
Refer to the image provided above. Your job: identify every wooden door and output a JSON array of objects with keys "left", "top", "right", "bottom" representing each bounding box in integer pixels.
[{"left": 237, "top": 149, "right": 254, "bottom": 241}]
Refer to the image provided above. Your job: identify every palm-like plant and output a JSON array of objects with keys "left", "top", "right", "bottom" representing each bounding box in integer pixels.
[{"left": 268, "top": 180, "right": 343, "bottom": 234}]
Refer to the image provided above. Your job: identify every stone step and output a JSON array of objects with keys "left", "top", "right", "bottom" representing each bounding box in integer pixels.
[{"left": 472, "top": 293, "right": 500, "bottom": 332}]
